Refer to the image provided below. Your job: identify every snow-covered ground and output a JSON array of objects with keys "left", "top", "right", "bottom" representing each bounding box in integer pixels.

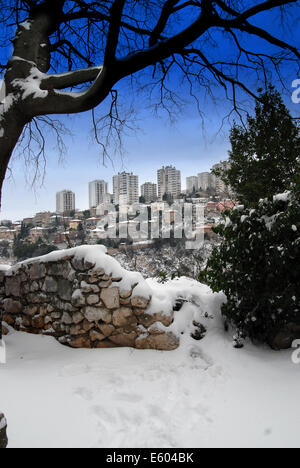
[{"left": 1, "top": 278, "right": 300, "bottom": 448}]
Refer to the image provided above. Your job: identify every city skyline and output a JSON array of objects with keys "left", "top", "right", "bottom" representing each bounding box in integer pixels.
[
  {"left": 0, "top": 101, "right": 234, "bottom": 222},
  {"left": 1, "top": 152, "right": 230, "bottom": 221},
  {"left": 1, "top": 87, "right": 298, "bottom": 222},
  {"left": 1, "top": 154, "right": 229, "bottom": 222}
]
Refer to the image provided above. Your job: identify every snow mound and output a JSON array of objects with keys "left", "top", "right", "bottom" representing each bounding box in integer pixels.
[{"left": 145, "top": 277, "right": 226, "bottom": 337}]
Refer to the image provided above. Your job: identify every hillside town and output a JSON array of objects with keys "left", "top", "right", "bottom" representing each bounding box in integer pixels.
[{"left": 0, "top": 160, "right": 235, "bottom": 264}]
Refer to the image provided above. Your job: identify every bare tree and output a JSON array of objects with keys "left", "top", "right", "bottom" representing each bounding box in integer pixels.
[{"left": 0, "top": 0, "right": 299, "bottom": 206}]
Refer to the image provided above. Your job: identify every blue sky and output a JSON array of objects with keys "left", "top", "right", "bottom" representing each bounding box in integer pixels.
[
  {"left": 0, "top": 1, "right": 299, "bottom": 221},
  {"left": 3, "top": 89, "right": 299, "bottom": 221},
  {"left": 2, "top": 87, "right": 299, "bottom": 222},
  {"left": 1, "top": 103, "right": 232, "bottom": 220}
]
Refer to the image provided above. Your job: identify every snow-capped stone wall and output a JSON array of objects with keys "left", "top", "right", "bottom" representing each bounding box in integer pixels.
[{"left": 0, "top": 246, "right": 179, "bottom": 350}]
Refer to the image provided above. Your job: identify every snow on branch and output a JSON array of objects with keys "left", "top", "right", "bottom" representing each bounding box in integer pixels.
[{"left": 41, "top": 66, "right": 103, "bottom": 90}]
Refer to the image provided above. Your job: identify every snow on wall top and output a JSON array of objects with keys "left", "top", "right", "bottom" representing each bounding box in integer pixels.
[{"left": 8, "top": 245, "right": 152, "bottom": 299}]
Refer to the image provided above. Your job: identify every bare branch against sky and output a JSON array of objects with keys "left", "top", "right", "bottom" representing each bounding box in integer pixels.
[{"left": 0, "top": 0, "right": 299, "bottom": 209}]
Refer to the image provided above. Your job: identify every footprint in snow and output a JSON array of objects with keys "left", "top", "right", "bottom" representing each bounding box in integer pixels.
[
  {"left": 113, "top": 392, "right": 143, "bottom": 403},
  {"left": 90, "top": 405, "right": 118, "bottom": 425},
  {"left": 59, "top": 363, "right": 92, "bottom": 377},
  {"left": 73, "top": 387, "right": 94, "bottom": 401},
  {"left": 189, "top": 346, "right": 214, "bottom": 369}
]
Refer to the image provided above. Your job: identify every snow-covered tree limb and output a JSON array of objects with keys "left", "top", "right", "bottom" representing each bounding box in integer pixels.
[{"left": 40, "top": 66, "right": 103, "bottom": 90}]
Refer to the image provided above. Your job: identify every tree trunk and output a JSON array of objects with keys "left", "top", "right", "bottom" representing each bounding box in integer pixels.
[
  {"left": 0, "top": 115, "right": 26, "bottom": 209},
  {"left": 0, "top": 2, "right": 56, "bottom": 208},
  {"left": 0, "top": 117, "right": 27, "bottom": 361}
]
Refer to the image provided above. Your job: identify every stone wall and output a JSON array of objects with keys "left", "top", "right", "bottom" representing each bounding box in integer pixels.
[{"left": 0, "top": 247, "right": 179, "bottom": 351}]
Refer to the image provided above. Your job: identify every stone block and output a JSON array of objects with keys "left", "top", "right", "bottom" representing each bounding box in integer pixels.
[
  {"left": 3, "top": 298, "right": 22, "bottom": 315},
  {"left": 112, "top": 307, "right": 134, "bottom": 327},
  {"left": 68, "top": 335, "right": 91, "bottom": 348},
  {"left": 57, "top": 279, "right": 73, "bottom": 301},
  {"left": 42, "top": 276, "right": 58, "bottom": 293},
  {"left": 109, "top": 331, "right": 137, "bottom": 347},
  {"left": 5, "top": 276, "right": 21, "bottom": 297},
  {"left": 136, "top": 332, "right": 179, "bottom": 351},
  {"left": 131, "top": 296, "right": 150, "bottom": 309},
  {"left": 97, "top": 324, "right": 115, "bottom": 337},
  {"left": 87, "top": 294, "right": 100, "bottom": 306},
  {"left": 90, "top": 329, "right": 106, "bottom": 342},
  {"left": 84, "top": 307, "right": 112, "bottom": 323},
  {"left": 29, "top": 263, "right": 46, "bottom": 280},
  {"left": 100, "top": 287, "right": 120, "bottom": 310}
]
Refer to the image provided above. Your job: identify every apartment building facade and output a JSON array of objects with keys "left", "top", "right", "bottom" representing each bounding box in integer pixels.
[
  {"left": 141, "top": 182, "right": 158, "bottom": 203},
  {"left": 56, "top": 190, "right": 75, "bottom": 214},
  {"left": 157, "top": 166, "right": 181, "bottom": 200},
  {"left": 186, "top": 176, "right": 199, "bottom": 194},
  {"left": 113, "top": 172, "right": 139, "bottom": 205},
  {"left": 89, "top": 180, "right": 109, "bottom": 209}
]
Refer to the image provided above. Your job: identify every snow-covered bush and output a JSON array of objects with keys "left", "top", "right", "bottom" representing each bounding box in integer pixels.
[{"left": 202, "top": 187, "right": 300, "bottom": 347}]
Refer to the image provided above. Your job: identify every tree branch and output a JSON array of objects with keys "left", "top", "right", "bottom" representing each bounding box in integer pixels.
[
  {"left": 214, "top": 0, "right": 300, "bottom": 60},
  {"left": 119, "top": 8, "right": 214, "bottom": 76},
  {"left": 149, "top": 0, "right": 181, "bottom": 47},
  {"left": 8, "top": 0, "right": 300, "bottom": 131},
  {"left": 63, "top": 9, "right": 155, "bottom": 38},
  {"left": 27, "top": 65, "right": 115, "bottom": 117},
  {"left": 41, "top": 66, "right": 103, "bottom": 90},
  {"left": 104, "top": 0, "right": 126, "bottom": 65},
  {"left": 50, "top": 39, "right": 94, "bottom": 67},
  {"left": 179, "top": 48, "right": 259, "bottom": 100},
  {"left": 172, "top": 1, "right": 202, "bottom": 13},
  {"left": 215, "top": 0, "right": 297, "bottom": 19},
  {"left": 234, "top": 22, "right": 300, "bottom": 60},
  {"left": 232, "top": 0, "right": 298, "bottom": 22}
]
